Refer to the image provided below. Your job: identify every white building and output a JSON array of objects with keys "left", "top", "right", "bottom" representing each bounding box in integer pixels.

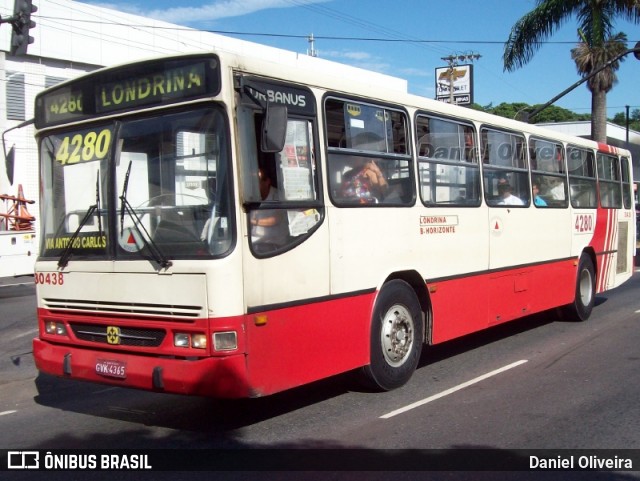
[{"left": 0, "top": 0, "right": 406, "bottom": 267}]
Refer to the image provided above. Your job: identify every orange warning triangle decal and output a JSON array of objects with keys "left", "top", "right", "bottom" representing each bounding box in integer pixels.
[
  {"left": 494, "top": 221, "right": 499, "bottom": 230},
  {"left": 127, "top": 233, "right": 136, "bottom": 244}
]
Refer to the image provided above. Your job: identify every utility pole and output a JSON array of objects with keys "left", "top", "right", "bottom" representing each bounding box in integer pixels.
[
  {"left": 625, "top": 104, "right": 630, "bottom": 148},
  {"left": 307, "top": 33, "right": 317, "bottom": 58},
  {"left": 440, "top": 52, "right": 481, "bottom": 105}
]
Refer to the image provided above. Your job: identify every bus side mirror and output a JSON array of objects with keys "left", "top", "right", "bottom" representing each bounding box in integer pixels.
[
  {"left": 5, "top": 145, "right": 15, "bottom": 185},
  {"left": 261, "top": 104, "right": 287, "bottom": 153},
  {"left": 2, "top": 118, "right": 34, "bottom": 185}
]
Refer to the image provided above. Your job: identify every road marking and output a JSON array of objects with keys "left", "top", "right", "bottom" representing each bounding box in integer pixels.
[
  {"left": 380, "top": 359, "right": 528, "bottom": 419},
  {"left": 0, "top": 410, "right": 17, "bottom": 416},
  {"left": 108, "top": 406, "right": 149, "bottom": 415},
  {"left": 0, "top": 281, "right": 35, "bottom": 288},
  {"left": 92, "top": 387, "right": 119, "bottom": 395},
  {"left": 8, "top": 328, "right": 38, "bottom": 341}
]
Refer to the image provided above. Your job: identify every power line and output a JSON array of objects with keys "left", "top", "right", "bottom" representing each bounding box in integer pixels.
[{"left": 35, "top": 16, "right": 637, "bottom": 46}]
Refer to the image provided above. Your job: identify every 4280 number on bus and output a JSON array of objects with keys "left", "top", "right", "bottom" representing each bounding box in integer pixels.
[
  {"left": 574, "top": 213, "right": 595, "bottom": 234},
  {"left": 55, "top": 128, "right": 113, "bottom": 165}
]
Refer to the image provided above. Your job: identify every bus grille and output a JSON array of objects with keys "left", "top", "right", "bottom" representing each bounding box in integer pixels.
[
  {"left": 70, "top": 323, "right": 166, "bottom": 347},
  {"left": 43, "top": 298, "right": 202, "bottom": 319}
]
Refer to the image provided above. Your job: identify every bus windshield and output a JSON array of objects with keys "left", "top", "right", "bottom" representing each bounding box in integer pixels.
[{"left": 39, "top": 107, "right": 233, "bottom": 263}]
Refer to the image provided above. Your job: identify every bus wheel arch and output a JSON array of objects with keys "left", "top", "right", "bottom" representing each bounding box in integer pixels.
[
  {"left": 382, "top": 270, "right": 431, "bottom": 342},
  {"left": 563, "top": 250, "right": 597, "bottom": 322},
  {"left": 361, "top": 275, "right": 427, "bottom": 391}
]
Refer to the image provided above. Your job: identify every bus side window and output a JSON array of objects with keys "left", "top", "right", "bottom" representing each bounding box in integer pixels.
[
  {"left": 416, "top": 114, "right": 480, "bottom": 207},
  {"left": 240, "top": 108, "right": 322, "bottom": 257},
  {"left": 481, "top": 127, "right": 529, "bottom": 207},
  {"left": 568, "top": 146, "right": 598, "bottom": 209},
  {"left": 326, "top": 97, "right": 413, "bottom": 207},
  {"left": 597, "top": 153, "right": 622, "bottom": 209},
  {"left": 529, "top": 137, "right": 568, "bottom": 208}
]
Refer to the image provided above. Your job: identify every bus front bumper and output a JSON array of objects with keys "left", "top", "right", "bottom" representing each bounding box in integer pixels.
[{"left": 33, "top": 338, "right": 251, "bottom": 398}]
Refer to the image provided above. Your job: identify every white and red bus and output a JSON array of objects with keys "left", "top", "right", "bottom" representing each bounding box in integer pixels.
[{"left": 32, "top": 51, "right": 635, "bottom": 397}]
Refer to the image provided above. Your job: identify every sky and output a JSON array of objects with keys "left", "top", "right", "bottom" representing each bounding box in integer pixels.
[{"left": 88, "top": 0, "right": 640, "bottom": 119}]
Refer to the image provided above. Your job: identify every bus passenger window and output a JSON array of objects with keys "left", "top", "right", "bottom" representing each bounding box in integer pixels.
[
  {"left": 568, "top": 146, "right": 597, "bottom": 209},
  {"left": 326, "top": 97, "right": 413, "bottom": 207},
  {"left": 597, "top": 153, "right": 622, "bottom": 209},
  {"left": 416, "top": 114, "right": 480, "bottom": 207},
  {"left": 529, "top": 137, "right": 568, "bottom": 208},
  {"left": 481, "top": 127, "right": 528, "bottom": 207}
]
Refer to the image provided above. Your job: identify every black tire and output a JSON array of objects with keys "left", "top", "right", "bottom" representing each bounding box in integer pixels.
[
  {"left": 361, "top": 280, "right": 424, "bottom": 391},
  {"left": 564, "top": 254, "right": 596, "bottom": 322}
]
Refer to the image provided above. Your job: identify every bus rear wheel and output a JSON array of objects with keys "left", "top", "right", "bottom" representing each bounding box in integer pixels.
[
  {"left": 564, "top": 254, "right": 596, "bottom": 322},
  {"left": 361, "top": 280, "right": 424, "bottom": 391}
]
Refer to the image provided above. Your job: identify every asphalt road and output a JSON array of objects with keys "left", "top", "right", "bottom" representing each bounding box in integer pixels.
[{"left": 1, "top": 272, "right": 640, "bottom": 481}]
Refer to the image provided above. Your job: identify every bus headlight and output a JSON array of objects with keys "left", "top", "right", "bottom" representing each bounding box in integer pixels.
[
  {"left": 45, "top": 321, "right": 67, "bottom": 336},
  {"left": 174, "top": 333, "right": 207, "bottom": 349},
  {"left": 174, "top": 333, "right": 190, "bottom": 348},
  {"left": 213, "top": 331, "right": 237, "bottom": 351}
]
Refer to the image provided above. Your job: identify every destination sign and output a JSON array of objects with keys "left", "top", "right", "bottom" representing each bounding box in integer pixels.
[
  {"left": 96, "top": 62, "right": 207, "bottom": 114},
  {"left": 35, "top": 55, "right": 221, "bottom": 128}
]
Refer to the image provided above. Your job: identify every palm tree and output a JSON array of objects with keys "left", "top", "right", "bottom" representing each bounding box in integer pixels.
[
  {"left": 503, "top": 0, "right": 640, "bottom": 143},
  {"left": 571, "top": 32, "right": 628, "bottom": 142}
]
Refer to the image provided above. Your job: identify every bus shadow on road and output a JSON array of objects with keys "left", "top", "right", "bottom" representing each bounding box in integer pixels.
[{"left": 32, "top": 366, "right": 360, "bottom": 440}]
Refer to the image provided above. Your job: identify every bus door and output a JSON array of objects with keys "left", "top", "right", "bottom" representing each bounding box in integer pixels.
[{"left": 235, "top": 78, "right": 331, "bottom": 393}]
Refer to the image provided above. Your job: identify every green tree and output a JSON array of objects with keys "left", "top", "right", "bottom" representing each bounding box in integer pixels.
[
  {"left": 611, "top": 109, "right": 640, "bottom": 131},
  {"left": 503, "top": 0, "right": 640, "bottom": 143},
  {"left": 530, "top": 104, "right": 590, "bottom": 123}
]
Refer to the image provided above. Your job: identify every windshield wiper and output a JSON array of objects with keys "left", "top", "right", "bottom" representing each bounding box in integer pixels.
[
  {"left": 58, "top": 172, "right": 102, "bottom": 268},
  {"left": 119, "top": 197, "right": 172, "bottom": 269},
  {"left": 119, "top": 162, "right": 172, "bottom": 269},
  {"left": 120, "top": 161, "right": 132, "bottom": 232}
]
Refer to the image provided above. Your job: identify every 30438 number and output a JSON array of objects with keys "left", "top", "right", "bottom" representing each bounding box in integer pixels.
[{"left": 35, "top": 272, "right": 64, "bottom": 286}]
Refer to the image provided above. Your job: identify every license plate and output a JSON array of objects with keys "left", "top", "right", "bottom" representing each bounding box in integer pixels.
[{"left": 95, "top": 359, "right": 126, "bottom": 379}]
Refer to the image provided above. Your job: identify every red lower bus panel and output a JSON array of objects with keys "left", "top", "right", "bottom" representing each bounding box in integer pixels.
[
  {"left": 33, "top": 292, "right": 376, "bottom": 398},
  {"left": 245, "top": 292, "right": 375, "bottom": 396},
  {"left": 429, "top": 259, "right": 577, "bottom": 344},
  {"left": 33, "top": 337, "right": 252, "bottom": 398}
]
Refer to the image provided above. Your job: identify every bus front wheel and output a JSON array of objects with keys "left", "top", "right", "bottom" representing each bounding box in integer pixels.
[{"left": 362, "top": 280, "right": 424, "bottom": 391}]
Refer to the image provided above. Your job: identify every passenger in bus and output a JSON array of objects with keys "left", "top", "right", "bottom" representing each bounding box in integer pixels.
[
  {"left": 497, "top": 180, "right": 524, "bottom": 206},
  {"left": 548, "top": 178, "right": 566, "bottom": 200},
  {"left": 340, "top": 158, "right": 388, "bottom": 203},
  {"left": 250, "top": 168, "right": 288, "bottom": 248},
  {"left": 532, "top": 182, "right": 548, "bottom": 207}
]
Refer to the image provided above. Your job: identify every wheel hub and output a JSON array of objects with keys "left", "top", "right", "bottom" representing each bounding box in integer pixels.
[{"left": 381, "top": 305, "right": 414, "bottom": 367}]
